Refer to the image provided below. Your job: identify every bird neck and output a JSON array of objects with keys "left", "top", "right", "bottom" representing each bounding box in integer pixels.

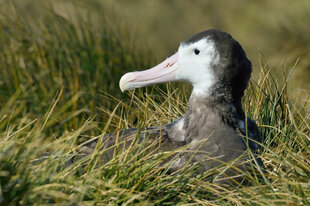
[
  {"left": 187, "top": 92, "right": 245, "bottom": 126},
  {"left": 183, "top": 94, "right": 244, "bottom": 143}
]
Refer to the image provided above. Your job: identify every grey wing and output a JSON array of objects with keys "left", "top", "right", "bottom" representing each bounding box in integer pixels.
[
  {"left": 78, "top": 117, "right": 186, "bottom": 161},
  {"left": 246, "top": 117, "right": 262, "bottom": 151},
  {"left": 245, "top": 117, "right": 265, "bottom": 169},
  {"left": 237, "top": 117, "right": 262, "bottom": 151}
]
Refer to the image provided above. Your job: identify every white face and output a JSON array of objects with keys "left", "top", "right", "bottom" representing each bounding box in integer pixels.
[
  {"left": 176, "top": 38, "right": 220, "bottom": 96},
  {"left": 119, "top": 37, "right": 220, "bottom": 96}
]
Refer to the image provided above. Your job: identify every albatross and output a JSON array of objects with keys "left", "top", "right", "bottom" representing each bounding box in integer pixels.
[{"left": 83, "top": 29, "right": 264, "bottom": 184}]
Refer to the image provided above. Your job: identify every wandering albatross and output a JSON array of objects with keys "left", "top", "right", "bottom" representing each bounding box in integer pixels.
[{"left": 82, "top": 29, "right": 264, "bottom": 184}]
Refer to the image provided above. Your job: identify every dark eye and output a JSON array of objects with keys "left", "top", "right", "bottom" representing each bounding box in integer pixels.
[{"left": 194, "top": 49, "right": 200, "bottom": 55}]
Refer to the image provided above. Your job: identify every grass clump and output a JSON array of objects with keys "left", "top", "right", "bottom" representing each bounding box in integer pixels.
[
  {"left": 1, "top": 63, "right": 309, "bottom": 205},
  {"left": 0, "top": 2, "right": 309, "bottom": 206}
]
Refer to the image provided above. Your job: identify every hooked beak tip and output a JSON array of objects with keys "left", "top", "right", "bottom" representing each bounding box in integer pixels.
[{"left": 119, "top": 72, "right": 136, "bottom": 92}]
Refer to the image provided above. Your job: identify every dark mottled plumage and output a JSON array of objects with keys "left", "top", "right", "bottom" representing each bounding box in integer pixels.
[{"left": 78, "top": 29, "right": 264, "bottom": 185}]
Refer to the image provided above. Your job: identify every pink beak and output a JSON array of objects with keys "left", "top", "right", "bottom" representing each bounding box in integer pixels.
[{"left": 119, "top": 52, "right": 180, "bottom": 92}]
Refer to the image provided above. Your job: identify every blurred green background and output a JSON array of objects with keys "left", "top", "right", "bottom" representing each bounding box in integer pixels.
[
  {"left": 3, "top": 0, "right": 309, "bottom": 87},
  {"left": 0, "top": 0, "right": 309, "bottom": 132}
]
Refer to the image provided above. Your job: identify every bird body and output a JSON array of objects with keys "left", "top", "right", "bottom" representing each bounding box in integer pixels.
[{"left": 83, "top": 29, "right": 263, "bottom": 184}]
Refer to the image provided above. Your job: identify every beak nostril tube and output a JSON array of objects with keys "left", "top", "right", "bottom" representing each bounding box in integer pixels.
[{"left": 119, "top": 52, "right": 179, "bottom": 92}]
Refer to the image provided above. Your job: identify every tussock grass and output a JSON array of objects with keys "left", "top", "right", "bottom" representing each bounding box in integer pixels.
[
  {"left": 1, "top": 63, "right": 309, "bottom": 205},
  {"left": 0, "top": 2, "right": 309, "bottom": 206}
]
